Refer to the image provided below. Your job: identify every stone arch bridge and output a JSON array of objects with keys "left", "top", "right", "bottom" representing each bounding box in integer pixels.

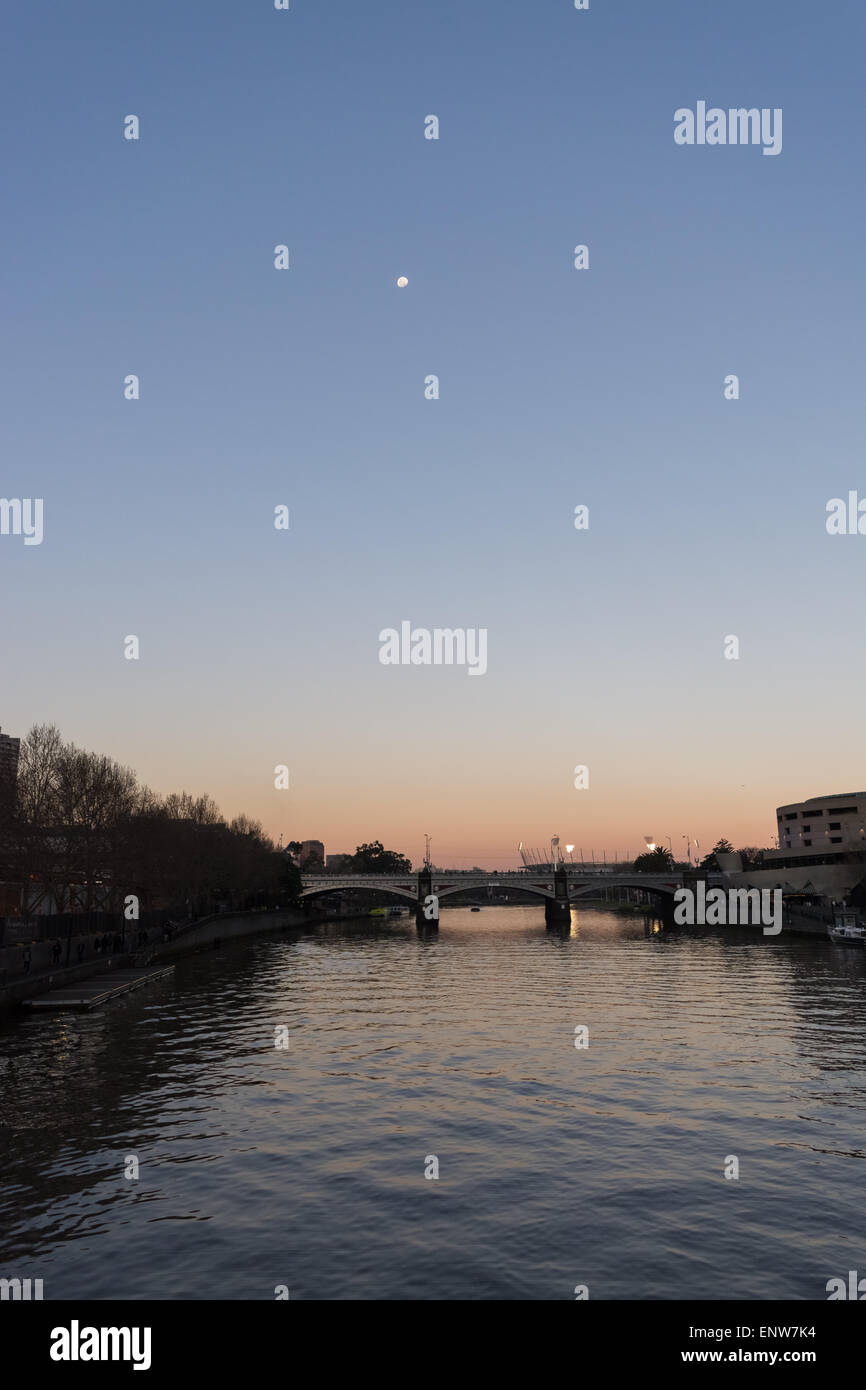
[{"left": 300, "top": 868, "right": 684, "bottom": 928}]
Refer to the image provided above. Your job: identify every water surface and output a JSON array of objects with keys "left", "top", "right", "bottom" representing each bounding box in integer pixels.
[{"left": 1, "top": 906, "right": 865, "bottom": 1300}]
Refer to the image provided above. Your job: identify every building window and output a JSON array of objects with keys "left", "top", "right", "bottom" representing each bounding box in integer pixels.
[
  {"left": 829, "top": 822, "right": 841, "bottom": 830},
  {"left": 784, "top": 813, "right": 798, "bottom": 821},
  {"left": 830, "top": 837, "right": 842, "bottom": 844},
  {"left": 802, "top": 825, "right": 811, "bottom": 832},
  {"left": 805, "top": 809, "right": 824, "bottom": 817},
  {"left": 803, "top": 839, "right": 812, "bottom": 846}
]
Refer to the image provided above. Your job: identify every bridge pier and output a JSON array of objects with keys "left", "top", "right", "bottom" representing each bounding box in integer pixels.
[
  {"left": 545, "top": 867, "right": 572, "bottom": 929},
  {"left": 416, "top": 867, "right": 438, "bottom": 930}
]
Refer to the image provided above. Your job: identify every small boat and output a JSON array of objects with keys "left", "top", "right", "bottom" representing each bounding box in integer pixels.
[
  {"left": 369, "top": 906, "right": 388, "bottom": 917},
  {"left": 830, "top": 909, "right": 866, "bottom": 946},
  {"left": 470, "top": 906, "right": 481, "bottom": 912}
]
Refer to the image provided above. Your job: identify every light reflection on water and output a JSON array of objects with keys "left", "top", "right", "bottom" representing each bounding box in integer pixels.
[{"left": 1, "top": 905, "right": 865, "bottom": 1300}]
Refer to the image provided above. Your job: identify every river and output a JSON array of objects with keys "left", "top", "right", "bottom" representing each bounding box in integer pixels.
[{"left": 1, "top": 905, "right": 864, "bottom": 1300}]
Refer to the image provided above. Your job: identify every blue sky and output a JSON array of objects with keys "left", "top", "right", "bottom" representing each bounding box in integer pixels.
[{"left": 1, "top": 0, "right": 863, "bottom": 865}]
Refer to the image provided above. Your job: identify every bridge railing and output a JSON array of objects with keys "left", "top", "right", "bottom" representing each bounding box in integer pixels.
[{"left": 300, "top": 870, "right": 684, "bottom": 884}]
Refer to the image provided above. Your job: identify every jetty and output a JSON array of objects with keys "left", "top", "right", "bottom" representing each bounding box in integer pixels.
[{"left": 22, "top": 964, "right": 174, "bottom": 1011}]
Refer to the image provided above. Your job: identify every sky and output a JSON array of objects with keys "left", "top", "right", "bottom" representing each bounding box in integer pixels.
[{"left": 1, "top": 0, "right": 864, "bottom": 868}]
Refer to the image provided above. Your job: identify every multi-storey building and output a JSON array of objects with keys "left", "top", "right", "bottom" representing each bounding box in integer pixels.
[
  {"left": 775, "top": 792, "right": 866, "bottom": 854},
  {"left": 296, "top": 839, "right": 325, "bottom": 868},
  {"left": 0, "top": 726, "right": 20, "bottom": 818},
  {"left": 719, "top": 792, "right": 866, "bottom": 900}
]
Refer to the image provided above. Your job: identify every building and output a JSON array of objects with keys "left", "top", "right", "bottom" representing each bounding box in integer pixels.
[
  {"left": 776, "top": 792, "right": 865, "bottom": 854},
  {"left": 296, "top": 840, "right": 325, "bottom": 868},
  {"left": 0, "top": 726, "right": 20, "bottom": 818},
  {"left": 325, "top": 853, "right": 355, "bottom": 871},
  {"left": 718, "top": 792, "right": 866, "bottom": 901}
]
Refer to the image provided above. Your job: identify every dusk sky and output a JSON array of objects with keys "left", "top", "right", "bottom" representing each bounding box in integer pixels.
[{"left": 2, "top": 0, "right": 863, "bottom": 867}]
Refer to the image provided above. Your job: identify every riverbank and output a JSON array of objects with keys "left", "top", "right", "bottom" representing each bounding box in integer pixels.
[{"left": 0, "top": 905, "right": 369, "bottom": 1010}]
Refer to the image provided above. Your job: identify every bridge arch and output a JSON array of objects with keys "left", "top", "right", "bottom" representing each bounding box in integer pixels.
[
  {"left": 567, "top": 879, "right": 679, "bottom": 902},
  {"left": 436, "top": 879, "right": 554, "bottom": 902},
  {"left": 298, "top": 884, "right": 417, "bottom": 905}
]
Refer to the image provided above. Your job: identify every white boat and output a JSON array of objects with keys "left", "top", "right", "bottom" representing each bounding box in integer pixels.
[{"left": 830, "top": 909, "right": 866, "bottom": 945}]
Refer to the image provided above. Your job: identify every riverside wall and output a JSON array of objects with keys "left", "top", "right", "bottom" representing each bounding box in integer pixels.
[{"left": 0, "top": 905, "right": 367, "bottom": 1009}]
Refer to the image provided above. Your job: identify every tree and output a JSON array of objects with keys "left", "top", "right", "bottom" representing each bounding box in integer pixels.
[
  {"left": 277, "top": 855, "right": 302, "bottom": 902},
  {"left": 351, "top": 841, "right": 412, "bottom": 874},
  {"left": 737, "top": 846, "right": 768, "bottom": 869},
  {"left": 632, "top": 846, "right": 675, "bottom": 873},
  {"left": 699, "top": 838, "right": 735, "bottom": 871},
  {"left": 12, "top": 724, "right": 300, "bottom": 917}
]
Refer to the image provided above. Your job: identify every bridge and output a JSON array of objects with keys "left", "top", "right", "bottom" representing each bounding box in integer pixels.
[{"left": 300, "top": 867, "right": 686, "bottom": 928}]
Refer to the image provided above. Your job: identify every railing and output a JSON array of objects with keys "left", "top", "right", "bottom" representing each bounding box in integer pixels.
[{"left": 301, "top": 868, "right": 681, "bottom": 884}]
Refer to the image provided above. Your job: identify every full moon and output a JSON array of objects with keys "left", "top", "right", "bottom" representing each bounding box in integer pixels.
[{"left": 396, "top": 276, "right": 408, "bottom": 288}]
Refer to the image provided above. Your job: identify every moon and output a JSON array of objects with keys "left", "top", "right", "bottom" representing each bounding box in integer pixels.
[{"left": 396, "top": 276, "right": 408, "bottom": 288}]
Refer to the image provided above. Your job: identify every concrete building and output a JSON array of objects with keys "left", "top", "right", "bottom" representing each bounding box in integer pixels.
[
  {"left": 776, "top": 792, "right": 866, "bottom": 854},
  {"left": 719, "top": 792, "right": 866, "bottom": 901}
]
